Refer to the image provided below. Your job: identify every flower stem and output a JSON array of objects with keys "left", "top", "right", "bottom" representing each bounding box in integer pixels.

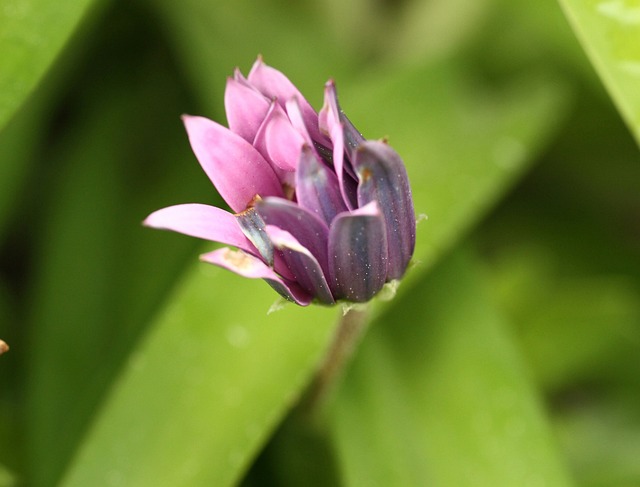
[{"left": 302, "top": 306, "right": 370, "bottom": 416}]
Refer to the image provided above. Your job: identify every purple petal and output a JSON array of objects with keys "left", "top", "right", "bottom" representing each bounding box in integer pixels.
[
  {"left": 295, "top": 145, "right": 347, "bottom": 225},
  {"left": 253, "top": 101, "right": 304, "bottom": 172},
  {"left": 143, "top": 204, "right": 254, "bottom": 253},
  {"left": 266, "top": 225, "right": 335, "bottom": 305},
  {"left": 201, "top": 248, "right": 312, "bottom": 305},
  {"left": 255, "top": 197, "right": 330, "bottom": 276},
  {"left": 319, "top": 80, "right": 365, "bottom": 154},
  {"left": 328, "top": 202, "right": 388, "bottom": 302},
  {"left": 354, "top": 140, "right": 416, "bottom": 279},
  {"left": 247, "top": 57, "right": 327, "bottom": 145},
  {"left": 318, "top": 81, "right": 359, "bottom": 210},
  {"left": 224, "top": 71, "right": 271, "bottom": 143},
  {"left": 182, "top": 115, "right": 284, "bottom": 212},
  {"left": 235, "top": 207, "right": 273, "bottom": 266},
  {"left": 285, "top": 98, "right": 313, "bottom": 146}
]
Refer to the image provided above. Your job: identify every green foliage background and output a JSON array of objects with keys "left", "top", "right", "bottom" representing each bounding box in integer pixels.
[{"left": 1, "top": 0, "right": 639, "bottom": 485}]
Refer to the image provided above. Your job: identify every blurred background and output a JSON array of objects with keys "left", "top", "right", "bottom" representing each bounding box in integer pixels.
[{"left": 1, "top": 0, "right": 639, "bottom": 486}]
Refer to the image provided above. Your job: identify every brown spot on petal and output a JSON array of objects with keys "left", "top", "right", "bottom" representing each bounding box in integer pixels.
[
  {"left": 283, "top": 183, "right": 295, "bottom": 200},
  {"left": 0, "top": 340, "right": 9, "bottom": 355},
  {"left": 360, "top": 168, "right": 373, "bottom": 183}
]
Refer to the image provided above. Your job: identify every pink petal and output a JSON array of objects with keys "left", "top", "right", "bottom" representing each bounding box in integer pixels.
[
  {"left": 263, "top": 106, "right": 305, "bottom": 171},
  {"left": 200, "top": 248, "right": 312, "bottom": 305},
  {"left": 143, "top": 203, "right": 254, "bottom": 253},
  {"left": 285, "top": 98, "right": 313, "bottom": 146},
  {"left": 224, "top": 71, "right": 271, "bottom": 143},
  {"left": 319, "top": 83, "right": 353, "bottom": 210},
  {"left": 247, "top": 57, "right": 326, "bottom": 144},
  {"left": 183, "top": 115, "right": 284, "bottom": 212}
]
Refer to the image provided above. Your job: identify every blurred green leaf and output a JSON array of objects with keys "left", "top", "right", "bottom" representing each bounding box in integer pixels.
[
  {"left": 0, "top": 104, "right": 38, "bottom": 238},
  {"left": 0, "top": 0, "right": 101, "bottom": 131},
  {"left": 24, "top": 10, "right": 213, "bottom": 484},
  {"left": 558, "top": 0, "right": 640, "bottom": 145},
  {"left": 60, "top": 266, "right": 338, "bottom": 487},
  {"left": 25, "top": 91, "right": 125, "bottom": 486},
  {"left": 329, "top": 250, "right": 572, "bottom": 487},
  {"left": 556, "top": 400, "right": 640, "bottom": 486},
  {"left": 489, "top": 244, "right": 640, "bottom": 390}
]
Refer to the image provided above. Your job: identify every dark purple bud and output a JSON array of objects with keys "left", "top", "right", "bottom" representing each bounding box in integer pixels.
[
  {"left": 295, "top": 145, "right": 348, "bottom": 225},
  {"left": 328, "top": 202, "right": 388, "bottom": 302},
  {"left": 353, "top": 141, "right": 416, "bottom": 280}
]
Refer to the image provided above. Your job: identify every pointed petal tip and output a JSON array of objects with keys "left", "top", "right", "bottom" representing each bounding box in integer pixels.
[{"left": 142, "top": 208, "right": 168, "bottom": 229}]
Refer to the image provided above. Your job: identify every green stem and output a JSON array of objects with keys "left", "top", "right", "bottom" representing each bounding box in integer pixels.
[{"left": 302, "top": 306, "right": 370, "bottom": 415}]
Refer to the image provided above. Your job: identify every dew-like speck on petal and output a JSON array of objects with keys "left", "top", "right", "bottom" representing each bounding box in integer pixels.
[{"left": 226, "top": 325, "right": 251, "bottom": 348}]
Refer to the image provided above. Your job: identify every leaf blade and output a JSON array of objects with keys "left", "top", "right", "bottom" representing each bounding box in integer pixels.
[{"left": 558, "top": 0, "right": 640, "bottom": 145}]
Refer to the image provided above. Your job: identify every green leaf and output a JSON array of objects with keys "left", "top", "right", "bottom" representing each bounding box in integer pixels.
[
  {"left": 0, "top": 0, "right": 100, "bottom": 131},
  {"left": 329, "top": 250, "right": 573, "bottom": 487},
  {"left": 558, "top": 0, "right": 640, "bottom": 145},
  {"left": 60, "top": 266, "right": 338, "bottom": 487},
  {"left": 24, "top": 20, "right": 212, "bottom": 485}
]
